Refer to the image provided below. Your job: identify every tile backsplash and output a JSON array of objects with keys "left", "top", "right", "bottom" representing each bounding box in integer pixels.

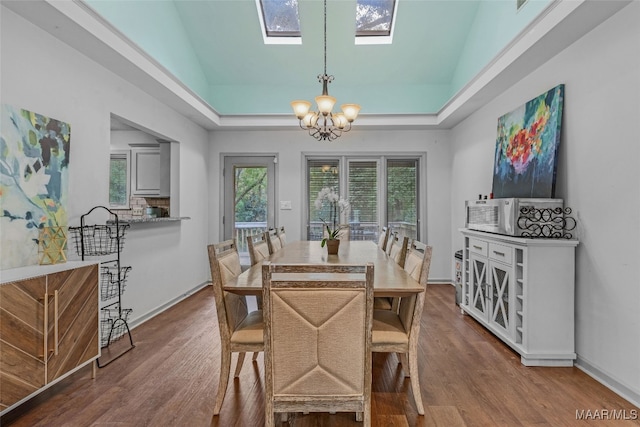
[{"left": 111, "top": 197, "right": 170, "bottom": 219}]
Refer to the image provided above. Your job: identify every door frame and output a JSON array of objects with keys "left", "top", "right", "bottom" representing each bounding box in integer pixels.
[{"left": 221, "top": 154, "right": 278, "bottom": 242}]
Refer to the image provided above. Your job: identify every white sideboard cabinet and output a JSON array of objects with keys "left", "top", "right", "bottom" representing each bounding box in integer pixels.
[{"left": 460, "top": 228, "right": 579, "bottom": 366}]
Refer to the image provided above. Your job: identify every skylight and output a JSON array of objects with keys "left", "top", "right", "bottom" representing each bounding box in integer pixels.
[
  {"left": 258, "top": 0, "right": 301, "bottom": 44},
  {"left": 356, "top": 0, "right": 397, "bottom": 44},
  {"left": 356, "top": 0, "right": 396, "bottom": 38},
  {"left": 257, "top": 0, "right": 396, "bottom": 45}
]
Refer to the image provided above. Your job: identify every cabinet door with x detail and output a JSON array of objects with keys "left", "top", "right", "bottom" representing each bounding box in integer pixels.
[{"left": 489, "top": 261, "right": 514, "bottom": 340}]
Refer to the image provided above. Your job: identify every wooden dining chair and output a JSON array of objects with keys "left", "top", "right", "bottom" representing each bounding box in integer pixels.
[
  {"left": 371, "top": 241, "right": 432, "bottom": 415},
  {"left": 262, "top": 262, "right": 374, "bottom": 427},
  {"left": 377, "top": 226, "right": 390, "bottom": 251},
  {"left": 207, "top": 240, "right": 264, "bottom": 415},
  {"left": 247, "top": 232, "right": 270, "bottom": 266},
  {"left": 277, "top": 226, "right": 287, "bottom": 246},
  {"left": 385, "top": 231, "right": 396, "bottom": 255},
  {"left": 265, "top": 229, "right": 282, "bottom": 254},
  {"left": 375, "top": 234, "right": 409, "bottom": 311},
  {"left": 388, "top": 234, "right": 409, "bottom": 268}
]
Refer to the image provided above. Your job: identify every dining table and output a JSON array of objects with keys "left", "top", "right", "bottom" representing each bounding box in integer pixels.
[{"left": 224, "top": 240, "right": 423, "bottom": 297}]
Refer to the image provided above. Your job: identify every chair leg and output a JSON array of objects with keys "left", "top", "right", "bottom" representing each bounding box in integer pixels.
[
  {"left": 252, "top": 352, "right": 259, "bottom": 361},
  {"left": 265, "top": 400, "right": 274, "bottom": 427},
  {"left": 391, "top": 297, "right": 401, "bottom": 313},
  {"left": 364, "top": 396, "right": 371, "bottom": 427},
  {"left": 214, "top": 349, "right": 232, "bottom": 415},
  {"left": 408, "top": 350, "right": 424, "bottom": 415},
  {"left": 234, "top": 352, "right": 246, "bottom": 378},
  {"left": 399, "top": 353, "right": 410, "bottom": 377}
]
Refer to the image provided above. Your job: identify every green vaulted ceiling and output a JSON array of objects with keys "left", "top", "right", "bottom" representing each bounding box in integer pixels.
[{"left": 85, "top": 0, "right": 552, "bottom": 116}]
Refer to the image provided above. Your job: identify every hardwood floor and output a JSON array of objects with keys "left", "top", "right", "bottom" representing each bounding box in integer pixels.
[{"left": 2, "top": 284, "right": 638, "bottom": 426}]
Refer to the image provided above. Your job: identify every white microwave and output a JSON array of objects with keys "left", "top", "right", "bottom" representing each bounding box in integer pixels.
[{"left": 465, "top": 198, "right": 563, "bottom": 236}]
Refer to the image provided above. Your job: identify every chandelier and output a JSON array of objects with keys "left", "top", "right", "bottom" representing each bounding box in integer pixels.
[{"left": 290, "top": 0, "right": 361, "bottom": 141}]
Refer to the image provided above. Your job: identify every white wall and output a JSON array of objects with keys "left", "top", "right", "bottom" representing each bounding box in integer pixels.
[
  {"left": 208, "top": 129, "right": 453, "bottom": 282},
  {"left": 1, "top": 7, "right": 211, "bottom": 326},
  {"left": 450, "top": 2, "right": 640, "bottom": 405}
]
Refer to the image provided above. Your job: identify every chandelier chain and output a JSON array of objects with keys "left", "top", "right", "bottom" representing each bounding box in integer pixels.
[
  {"left": 323, "top": 0, "right": 327, "bottom": 76},
  {"left": 290, "top": 0, "right": 360, "bottom": 141}
]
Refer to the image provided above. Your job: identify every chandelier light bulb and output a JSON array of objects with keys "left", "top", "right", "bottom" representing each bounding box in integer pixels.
[
  {"left": 333, "top": 113, "right": 347, "bottom": 129},
  {"left": 302, "top": 112, "right": 319, "bottom": 128},
  {"left": 341, "top": 104, "right": 361, "bottom": 122},
  {"left": 291, "top": 100, "right": 312, "bottom": 119},
  {"left": 315, "top": 95, "right": 337, "bottom": 115}
]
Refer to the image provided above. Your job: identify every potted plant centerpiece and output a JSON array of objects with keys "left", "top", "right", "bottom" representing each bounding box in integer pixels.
[{"left": 315, "top": 187, "right": 350, "bottom": 254}]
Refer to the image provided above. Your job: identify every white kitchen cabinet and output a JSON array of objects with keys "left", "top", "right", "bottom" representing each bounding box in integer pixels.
[
  {"left": 130, "top": 144, "right": 170, "bottom": 197},
  {"left": 468, "top": 238, "right": 516, "bottom": 341},
  {"left": 461, "top": 229, "right": 579, "bottom": 366},
  {"left": 131, "top": 147, "right": 160, "bottom": 196}
]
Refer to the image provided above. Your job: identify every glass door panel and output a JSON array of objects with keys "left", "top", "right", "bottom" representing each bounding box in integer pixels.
[
  {"left": 348, "top": 160, "right": 378, "bottom": 241},
  {"left": 223, "top": 156, "right": 275, "bottom": 260},
  {"left": 491, "top": 264, "right": 511, "bottom": 334},
  {"left": 307, "top": 159, "right": 340, "bottom": 240},
  {"left": 471, "top": 256, "right": 488, "bottom": 318},
  {"left": 386, "top": 159, "right": 418, "bottom": 240}
]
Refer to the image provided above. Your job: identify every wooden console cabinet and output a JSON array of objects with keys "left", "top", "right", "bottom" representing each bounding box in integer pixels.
[
  {"left": 460, "top": 229, "right": 578, "bottom": 366},
  {"left": 0, "top": 262, "right": 99, "bottom": 414}
]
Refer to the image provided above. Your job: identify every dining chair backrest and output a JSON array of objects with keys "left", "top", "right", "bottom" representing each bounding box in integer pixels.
[
  {"left": 385, "top": 231, "right": 396, "bottom": 255},
  {"left": 266, "top": 229, "right": 282, "bottom": 254},
  {"left": 277, "top": 226, "right": 286, "bottom": 246},
  {"left": 208, "top": 240, "right": 247, "bottom": 342},
  {"left": 399, "top": 241, "right": 433, "bottom": 333},
  {"left": 247, "top": 232, "right": 270, "bottom": 266},
  {"left": 388, "top": 234, "right": 409, "bottom": 268},
  {"left": 262, "top": 262, "right": 374, "bottom": 426},
  {"left": 377, "top": 226, "right": 390, "bottom": 251}
]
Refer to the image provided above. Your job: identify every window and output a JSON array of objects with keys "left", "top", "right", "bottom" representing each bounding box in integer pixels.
[
  {"left": 386, "top": 159, "right": 418, "bottom": 240},
  {"left": 109, "top": 150, "right": 130, "bottom": 209},
  {"left": 305, "top": 155, "right": 422, "bottom": 241},
  {"left": 355, "top": 0, "right": 397, "bottom": 45},
  {"left": 348, "top": 160, "right": 379, "bottom": 240},
  {"left": 307, "top": 159, "right": 340, "bottom": 240},
  {"left": 257, "top": 0, "right": 302, "bottom": 44}
]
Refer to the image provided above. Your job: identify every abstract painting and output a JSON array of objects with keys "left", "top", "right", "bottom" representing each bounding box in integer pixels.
[
  {"left": 1, "top": 105, "right": 71, "bottom": 269},
  {"left": 492, "top": 84, "right": 564, "bottom": 199}
]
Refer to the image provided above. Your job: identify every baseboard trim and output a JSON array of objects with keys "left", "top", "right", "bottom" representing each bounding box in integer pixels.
[
  {"left": 575, "top": 356, "right": 640, "bottom": 408},
  {"left": 127, "top": 281, "right": 211, "bottom": 330}
]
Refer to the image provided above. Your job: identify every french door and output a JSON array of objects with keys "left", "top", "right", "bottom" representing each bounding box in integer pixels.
[
  {"left": 223, "top": 156, "right": 276, "bottom": 256},
  {"left": 305, "top": 155, "right": 421, "bottom": 241}
]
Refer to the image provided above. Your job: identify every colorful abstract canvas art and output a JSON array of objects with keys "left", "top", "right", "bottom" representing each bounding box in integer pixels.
[
  {"left": 1, "top": 105, "right": 71, "bottom": 269},
  {"left": 492, "top": 84, "right": 564, "bottom": 199}
]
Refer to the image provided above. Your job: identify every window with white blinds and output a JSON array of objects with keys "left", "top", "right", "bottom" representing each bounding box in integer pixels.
[
  {"left": 305, "top": 156, "right": 422, "bottom": 241},
  {"left": 307, "top": 159, "right": 340, "bottom": 240},
  {"left": 348, "top": 161, "right": 378, "bottom": 241}
]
